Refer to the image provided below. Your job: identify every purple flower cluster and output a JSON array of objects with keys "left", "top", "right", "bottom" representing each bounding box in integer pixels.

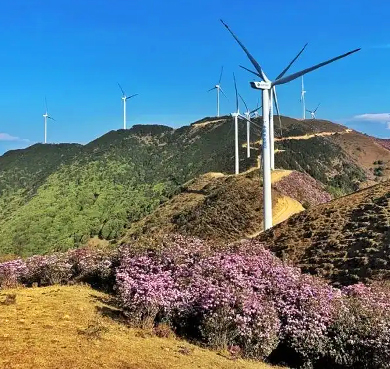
[
  {"left": 273, "top": 171, "right": 332, "bottom": 206},
  {"left": 116, "top": 236, "right": 390, "bottom": 367},
  {"left": 0, "top": 259, "right": 28, "bottom": 288},
  {"left": 0, "top": 247, "right": 116, "bottom": 289}
]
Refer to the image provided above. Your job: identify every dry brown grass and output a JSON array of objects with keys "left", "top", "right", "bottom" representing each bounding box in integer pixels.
[
  {"left": 0, "top": 285, "right": 284, "bottom": 369},
  {"left": 330, "top": 130, "right": 390, "bottom": 184},
  {"left": 258, "top": 180, "right": 390, "bottom": 286},
  {"left": 122, "top": 170, "right": 325, "bottom": 247}
]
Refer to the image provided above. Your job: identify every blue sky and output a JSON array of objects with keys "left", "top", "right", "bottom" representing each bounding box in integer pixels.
[{"left": 1, "top": 0, "right": 390, "bottom": 154}]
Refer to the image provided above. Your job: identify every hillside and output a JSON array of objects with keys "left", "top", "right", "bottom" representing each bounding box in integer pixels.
[
  {"left": 123, "top": 169, "right": 330, "bottom": 245},
  {"left": 1, "top": 115, "right": 389, "bottom": 257},
  {"left": 0, "top": 285, "right": 282, "bottom": 369},
  {"left": 0, "top": 119, "right": 256, "bottom": 256},
  {"left": 257, "top": 179, "right": 390, "bottom": 286}
]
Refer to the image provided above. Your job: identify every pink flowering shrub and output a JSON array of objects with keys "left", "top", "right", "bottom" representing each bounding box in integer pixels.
[
  {"left": 0, "top": 247, "right": 116, "bottom": 289},
  {"left": 116, "top": 236, "right": 390, "bottom": 367},
  {"left": 273, "top": 171, "right": 332, "bottom": 207},
  {"left": 23, "top": 254, "right": 73, "bottom": 286},
  {"left": 0, "top": 259, "right": 27, "bottom": 288}
]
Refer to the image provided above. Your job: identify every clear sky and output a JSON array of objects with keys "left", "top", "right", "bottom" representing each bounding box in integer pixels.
[{"left": 1, "top": 0, "right": 390, "bottom": 154}]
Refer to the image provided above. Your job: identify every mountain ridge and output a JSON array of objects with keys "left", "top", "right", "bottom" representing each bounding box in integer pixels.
[{"left": 1, "top": 115, "right": 389, "bottom": 257}]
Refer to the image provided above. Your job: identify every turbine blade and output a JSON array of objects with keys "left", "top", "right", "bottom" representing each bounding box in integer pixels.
[
  {"left": 48, "top": 116, "right": 55, "bottom": 121},
  {"left": 238, "top": 93, "right": 249, "bottom": 112},
  {"left": 126, "top": 94, "right": 138, "bottom": 100},
  {"left": 233, "top": 73, "right": 239, "bottom": 111},
  {"left": 117, "top": 82, "right": 125, "bottom": 96},
  {"left": 220, "top": 19, "right": 269, "bottom": 82},
  {"left": 45, "top": 97, "right": 48, "bottom": 114},
  {"left": 306, "top": 109, "right": 312, "bottom": 113},
  {"left": 272, "top": 48, "right": 361, "bottom": 87},
  {"left": 272, "top": 87, "right": 283, "bottom": 136},
  {"left": 239, "top": 65, "right": 261, "bottom": 78},
  {"left": 250, "top": 106, "right": 261, "bottom": 115},
  {"left": 208, "top": 87, "right": 217, "bottom": 92},
  {"left": 275, "top": 43, "right": 308, "bottom": 80},
  {"left": 218, "top": 66, "right": 224, "bottom": 84},
  {"left": 220, "top": 88, "right": 228, "bottom": 99},
  {"left": 314, "top": 102, "right": 321, "bottom": 113}
]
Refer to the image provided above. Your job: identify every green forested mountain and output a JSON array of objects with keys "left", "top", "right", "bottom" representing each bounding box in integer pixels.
[
  {"left": 0, "top": 116, "right": 387, "bottom": 257},
  {"left": 0, "top": 118, "right": 257, "bottom": 256}
]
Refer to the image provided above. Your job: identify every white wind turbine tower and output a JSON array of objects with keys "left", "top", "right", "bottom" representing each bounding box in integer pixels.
[
  {"left": 301, "top": 76, "right": 307, "bottom": 119},
  {"left": 118, "top": 83, "right": 138, "bottom": 130},
  {"left": 238, "top": 94, "right": 261, "bottom": 158},
  {"left": 239, "top": 43, "right": 308, "bottom": 170},
  {"left": 221, "top": 19, "right": 360, "bottom": 231},
  {"left": 232, "top": 73, "right": 241, "bottom": 175},
  {"left": 208, "top": 67, "right": 227, "bottom": 117},
  {"left": 307, "top": 103, "right": 321, "bottom": 119},
  {"left": 43, "top": 98, "right": 55, "bottom": 144}
]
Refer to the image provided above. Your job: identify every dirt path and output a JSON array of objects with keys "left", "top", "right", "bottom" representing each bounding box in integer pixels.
[
  {"left": 246, "top": 170, "right": 304, "bottom": 238},
  {"left": 272, "top": 195, "right": 304, "bottom": 226},
  {"left": 246, "top": 128, "right": 352, "bottom": 147}
]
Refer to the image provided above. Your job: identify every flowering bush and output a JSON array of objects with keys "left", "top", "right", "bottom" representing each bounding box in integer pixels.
[
  {"left": 116, "top": 236, "right": 390, "bottom": 367},
  {"left": 273, "top": 171, "right": 332, "bottom": 207},
  {"left": 0, "top": 259, "right": 27, "bottom": 288},
  {"left": 0, "top": 247, "right": 116, "bottom": 289},
  {"left": 23, "top": 254, "right": 73, "bottom": 286}
]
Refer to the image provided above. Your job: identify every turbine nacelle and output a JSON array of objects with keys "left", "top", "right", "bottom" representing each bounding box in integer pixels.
[{"left": 250, "top": 81, "right": 272, "bottom": 90}]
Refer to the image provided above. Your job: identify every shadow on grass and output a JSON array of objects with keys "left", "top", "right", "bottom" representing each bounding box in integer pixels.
[{"left": 91, "top": 294, "right": 129, "bottom": 324}]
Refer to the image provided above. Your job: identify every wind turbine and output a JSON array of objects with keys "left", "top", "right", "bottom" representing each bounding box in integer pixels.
[
  {"left": 239, "top": 42, "right": 308, "bottom": 170},
  {"left": 232, "top": 73, "right": 241, "bottom": 175},
  {"left": 43, "top": 98, "right": 55, "bottom": 144},
  {"left": 307, "top": 103, "right": 321, "bottom": 119},
  {"left": 208, "top": 66, "right": 227, "bottom": 117},
  {"left": 301, "top": 76, "right": 307, "bottom": 119},
  {"left": 221, "top": 19, "right": 360, "bottom": 231},
  {"left": 238, "top": 94, "right": 261, "bottom": 158},
  {"left": 118, "top": 83, "right": 138, "bottom": 130}
]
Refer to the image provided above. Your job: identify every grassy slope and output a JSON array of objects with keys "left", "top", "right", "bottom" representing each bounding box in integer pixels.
[
  {"left": 123, "top": 169, "right": 327, "bottom": 246},
  {"left": 257, "top": 180, "right": 390, "bottom": 286},
  {"left": 0, "top": 285, "right": 283, "bottom": 369}
]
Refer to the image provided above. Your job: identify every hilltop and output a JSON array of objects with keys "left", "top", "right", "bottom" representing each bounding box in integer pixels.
[
  {"left": 258, "top": 179, "right": 390, "bottom": 286},
  {"left": 123, "top": 169, "right": 329, "bottom": 245},
  {"left": 1, "top": 115, "right": 389, "bottom": 257},
  {"left": 0, "top": 285, "right": 282, "bottom": 369}
]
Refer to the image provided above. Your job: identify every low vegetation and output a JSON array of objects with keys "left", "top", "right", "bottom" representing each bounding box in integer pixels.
[
  {"left": 258, "top": 179, "right": 390, "bottom": 286},
  {"left": 1, "top": 236, "right": 390, "bottom": 369}
]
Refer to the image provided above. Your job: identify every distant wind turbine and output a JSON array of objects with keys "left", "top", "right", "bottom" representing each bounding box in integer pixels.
[
  {"left": 118, "top": 83, "right": 138, "bottom": 130},
  {"left": 238, "top": 94, "right": 261, "bottom": 158},
  {"left": 221, "top": 19, "right": 360, "bottom": 231},
  {"left": 301, "top": 76, "right": 307, "bottom": 119},
  {"left": 208, "top": 67, "right": 227, "bottom": 117},
  {"left": 307, "top": 103, "right": 321, "bottom": 119},
  {"left": 232, "top": 73, "right": 241, "bottom": 174},
  {"left": 43, "top": 97, "right": 55, "bottom": 144}
]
